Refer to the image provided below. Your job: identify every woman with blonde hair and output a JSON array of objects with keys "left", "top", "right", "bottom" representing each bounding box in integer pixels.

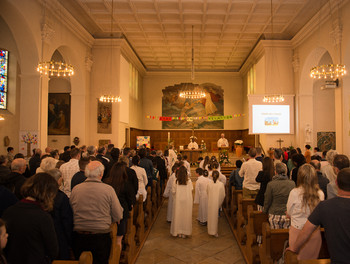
[{"left": 287, "top": 164, "right": 324, "bottom": 260}]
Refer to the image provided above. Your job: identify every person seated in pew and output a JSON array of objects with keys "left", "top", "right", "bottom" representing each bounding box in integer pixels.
[
  {"left": 286, "top": 164, "right": 324, "bottom": 260},
  {"left": 229, "top": 160, "right": 243, "bottom": 191},
  {"left": 194, "top": 168, "right": 211, "bottom": 226},
  {"left": 288, "top": 168, "right": 350, "bottom": 263},
  {"left": 263, "top": 162, "right": 295, "bottom": 229}
]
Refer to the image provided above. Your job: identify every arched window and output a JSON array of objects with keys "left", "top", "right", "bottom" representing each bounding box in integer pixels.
[{"left": 0, "top": 49, "right": 8, "bottom": 109}]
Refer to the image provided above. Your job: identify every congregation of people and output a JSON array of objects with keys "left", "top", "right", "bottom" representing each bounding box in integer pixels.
[
  {"left": 0, "top": 141, "right": 350, "bottom": 263},
  {"left": 0, "top": 144, "right": 169, "bottom": 264},
  {"left": 228, "top": 145, "right": 350, "bottom": 262}
]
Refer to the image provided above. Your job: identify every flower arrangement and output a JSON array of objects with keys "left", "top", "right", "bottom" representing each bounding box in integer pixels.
[
  {"left": 234, "top": 140, "right": 243, "bottom": 145},
  {"left": 219, "top": 149, "right": 231, "bottom": 165}
]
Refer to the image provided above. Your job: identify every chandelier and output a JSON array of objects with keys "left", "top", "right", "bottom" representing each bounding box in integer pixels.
[
  {"left": 179, "top": 26, "right": 206, "bottom": 100},
  {"left": 263, "top": 95, "right": 285, "bottom": 103},
  {"left": 37, "top": 61, "right": 74, "bottom": 77},
  {"left": 310, "top": 64, "right": 346, "bottom": 79},
  {"left": 99, "top": 95, "right": 121, "bottom": 103},
  {"left": 179, "top": 90, "right": 206, "bottom": 99},
  {"left": 100, "top": 0, "right": 121, "bottom": 103}
]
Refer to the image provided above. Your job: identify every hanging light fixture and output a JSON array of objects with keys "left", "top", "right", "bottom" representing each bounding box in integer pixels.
[
  {"left": 310, "top": 0, "right": 347, "bottom": 80},
  {"left": 37, "top": 61, "right": 74, "bottom": 77},
  {"left": 37, "top": 1, "right": 74, "bottom": 77},
  {"left": 179, "top": 25, "right": 206, "bottom": 99},
  {"left": 99, "top": 0, "right": 121, "bottom": 103},
  {"left": 262, "top": 0, "right": 284, "bottom": 103}
]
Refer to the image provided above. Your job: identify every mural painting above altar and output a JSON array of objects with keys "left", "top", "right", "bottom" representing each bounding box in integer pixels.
[{"left": 162, "top": 83, "right": 224, "bottom": 129}]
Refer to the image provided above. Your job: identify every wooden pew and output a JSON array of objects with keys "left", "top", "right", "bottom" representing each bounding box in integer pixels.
[
  {"left": 122, "top": 208, "right": 136, "bottom": 264},
  {"left": 220, "top": 166, "right": 235, "bottom": 178},
  {"left": 246, "top": 205, "right": 268, "bottom": 264},
  {"left": 144, "top": 186, "right": 152, "bottom": 229},
  {"left": 53, "top": 252, "right": 93, "bottom": 264},
  {"left": 236, "top": 194, "right": 257, "bottom": 245},
  {"left": 151, "top": 181, "right": 158, "bottom": 217},
  {"left": 134, "top": 195, "right": 145, "bottom": 246},
  {"left": 230, "top": 188, "right": 242, "bottom": 228},
  {"left": 284, "top": 251, "right": 330, "bottom": 264},
  {"left": 284, "top": 228, "right": 330, "bottom": 264},
  {"left": 156, "top": 180, "right": 162, "bottom": 208},
  {"left": 109, "top": 223, "right": 121, "bottom": 264},
  {"left": 259, "top": 222, "right": 289, "bottom": 264}
]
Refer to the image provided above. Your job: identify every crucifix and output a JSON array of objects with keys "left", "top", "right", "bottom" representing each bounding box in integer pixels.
[{"left": 277, "top": 138, "right": 284, "bottom": 148}]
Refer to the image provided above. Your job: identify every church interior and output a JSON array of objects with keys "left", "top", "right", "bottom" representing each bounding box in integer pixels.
[{"left": 1, "top": 0, "right": 350, "bottom": 263}]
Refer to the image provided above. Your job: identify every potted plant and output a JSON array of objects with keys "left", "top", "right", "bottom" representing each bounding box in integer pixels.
[{"left": 234, "top": 140, "right": 243, "bottom": 157}]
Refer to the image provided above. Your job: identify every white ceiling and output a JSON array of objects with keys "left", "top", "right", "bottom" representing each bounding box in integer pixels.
[{"left": 60, "top": 0, "right": 328, "bottom": 71}]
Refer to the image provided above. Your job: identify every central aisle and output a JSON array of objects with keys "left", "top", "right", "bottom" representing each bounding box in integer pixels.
[{"left": 135, "top": 175, "right": 245, "bottom": 264}]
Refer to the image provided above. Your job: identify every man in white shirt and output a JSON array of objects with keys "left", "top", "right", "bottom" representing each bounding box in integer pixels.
[
  {"left": 188, "top": 137, "right": 199, "bottom": 150},
  {"left": 60, "top": 148, "right": 81, "bottom": 198},
  {"left": 239, "top": 148, "right": 262, "bottom": 199},
  {"left": 217, "top": 133, "right": 229, "bottom": 148}
]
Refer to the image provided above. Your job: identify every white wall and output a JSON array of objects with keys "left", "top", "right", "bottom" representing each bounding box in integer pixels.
[{"left": 143, "top": 72, "right": 243, "bottom": 130}]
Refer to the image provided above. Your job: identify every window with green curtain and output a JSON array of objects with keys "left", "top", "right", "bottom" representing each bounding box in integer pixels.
[{"left": 0, "top": 49, "right": 8, "bottom": 109}]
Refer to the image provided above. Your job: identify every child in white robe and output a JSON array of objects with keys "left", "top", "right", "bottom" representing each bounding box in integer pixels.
[
  {"left": 207, "top": 170, "right": 225, "bottom": 237},
  {"left": 208, "top": 162, "right": 226, "bottom": 186},
  {"left": 163, "top": 162, "right": 181, "bottom": 222},
  {"left": 194, "top": 168, "right": 211, "bottom": 225},
  {"left": 170, "top": 166, "right": 193, "bottom": 238}
]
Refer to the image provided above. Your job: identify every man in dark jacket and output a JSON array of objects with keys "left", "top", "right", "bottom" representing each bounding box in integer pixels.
[{"left": 29, "top": 148, "right": 42, "bottom": 176}]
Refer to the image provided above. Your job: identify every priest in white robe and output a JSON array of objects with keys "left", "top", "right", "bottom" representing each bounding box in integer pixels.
[
  {"left": 217, "top": 133, "right": 229, "bottom": 148},
  {"left": 207, "top": 171, "right": 226, "bottom": 237},
  {"left": 168, "top": 145, "right": 177, "bottom": 173},
  {"left": 194, "top": 169, "right": 211, "bottom": 224},
  {"left": 188, "top": 136, "right": 199, "bottom": 150},
  {"left": 170, "top": 166, "right": 193, "bottom": 238}
]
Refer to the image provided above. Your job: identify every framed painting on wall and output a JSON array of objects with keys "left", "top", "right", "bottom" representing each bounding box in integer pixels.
[
  {"left": 48, "top": 93, "right": 71, "bottom": 135},
  {"left": 317, "top": 132, "right": 336, "bottom": 151},
  {"left": 97, "top": 100, "right": 112, "bottom": 134}
]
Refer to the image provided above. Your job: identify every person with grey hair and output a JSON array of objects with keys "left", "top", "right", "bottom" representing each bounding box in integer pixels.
[
  {"left": 326, "top": 154, "right": 350, "bottom": 199},
  {"left": 70, "top": 161, "right": 123, "bottom": 264},
  {"left": 321, "top": 149, "right": 338, "bottom": 183},
  {"left": 47, "top": 168, "right": 73, "bottom": 260},
  {"left": 1, "top": 158, "right": 27, "bottom": 199},
  {"left": 85, "top": 145, "right": 97, "bottom": 160},
  {"left": 0, "top": 155, "right": 10, "bottom": 180},
  {"left": 36, "top": 157, "right": 58, "bottom": 174},
  {"left": 263, "top": 162, "right": 295, "bottom": 229},
  {"left": 96, "top": 146, "right": 111, "bottom": 180}
]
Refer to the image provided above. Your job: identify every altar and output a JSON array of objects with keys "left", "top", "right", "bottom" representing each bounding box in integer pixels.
[{"left": 179, "top": 149, "right": 203, "bottom": 164}]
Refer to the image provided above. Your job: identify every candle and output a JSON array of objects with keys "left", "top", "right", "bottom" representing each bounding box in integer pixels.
[{"left": 168, "top": 132, "right": 170, "bottom": 142}]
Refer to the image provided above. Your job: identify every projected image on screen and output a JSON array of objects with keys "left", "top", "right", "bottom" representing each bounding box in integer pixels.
[{"left": 252, "top": 105, "right": 290, "bottom": 134}]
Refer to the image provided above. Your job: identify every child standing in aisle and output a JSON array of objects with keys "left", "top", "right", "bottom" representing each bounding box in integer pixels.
[
  {"left": 207, "top": 171, "right": 225, "bottom": 237},
  {"left": 170, "top": 166, "right": 193, "bottom": 238},
  {"left": 194, "top": 168, "right": 211, "bottom": 225}
]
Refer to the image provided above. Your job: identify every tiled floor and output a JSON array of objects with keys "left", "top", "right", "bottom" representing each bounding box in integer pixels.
[{"left": 135, "top": 172, "right": 245, "bottom": 264}]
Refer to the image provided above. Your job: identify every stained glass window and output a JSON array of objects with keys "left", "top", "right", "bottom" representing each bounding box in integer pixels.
[{"left": 0, "top": 49, "right": 8, "bottom": 109}]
